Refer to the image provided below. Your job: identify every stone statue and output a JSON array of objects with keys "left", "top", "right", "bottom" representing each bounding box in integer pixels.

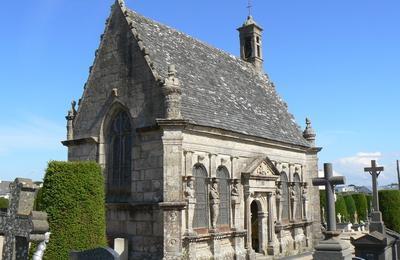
[
  {"left": 302, "top": 185, "right": 308, "bottom": 219},
  {"left": 321, "top": 207, "right": 326, "bottom": 224},
  {"left": 231, "top": 181, "right": 239, "bottom": 202},
  {"left": 209, "top": 179, "right": 220, "bottom": 229},
  {"left": 337, "top": 213, "right": 342, "bottom": 223},
  {"left": 184, "top": 178, "right": 195, "bottom": 199},
  {"left": 32, "top": 232, "right": 51, "bottom": 260},
  {"left": 354, "top": 211, "right": 358, "bottom": 224},
  {"left": 276, "top": 183, "right": 283, "bottom": 222}
]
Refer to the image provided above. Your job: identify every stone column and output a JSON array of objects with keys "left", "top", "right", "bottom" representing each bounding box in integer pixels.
[
  {"left": 158, "top": 118, "right": 186, "bottom": 260},
  {"left": 258, "top": 212, "right": 268, "bottom": 255},
  {"left": 244, "top": 191, "right": 253, "bottom": 252}
]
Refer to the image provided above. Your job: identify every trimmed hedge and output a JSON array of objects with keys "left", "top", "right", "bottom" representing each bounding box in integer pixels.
[
  {"left": 366, "top": 195, "right": 372, "bottom": 213},
  {"left": 352, "top": 194, "right": 368, "bottom": 221},
  {"left": 335, "top": 195, "right": 349, "bottom": 222},
  {"left": 38, "top": 161, "right": 107, "bottom": 259},
  {"left": 344, "top": 195, "right": 357, "bottom": 222},
  {"left": 0, "top": 197, "right": 9, "bottom": 209},
  {"left": 379, "top": 190, "right": 400, "bottom": 233}
]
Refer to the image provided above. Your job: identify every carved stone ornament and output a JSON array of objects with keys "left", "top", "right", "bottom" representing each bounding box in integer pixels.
[
  {"left": 184, "top": 177, "right": 195, "bottom": 199},
  {"left": 209, "top": 178, "right": 220, "bottom": 229},
  {"left": 161, "top": 65, "right": 182, "bottom": 119},
  {"left": 231, "top": 179, "right": 240, "bottom": 204},
  {"left": 255, "top": 161, "right": 272, "bottom": 176}
]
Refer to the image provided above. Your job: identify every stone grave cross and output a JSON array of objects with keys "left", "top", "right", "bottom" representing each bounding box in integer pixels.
[
  {"left": 312, "top": 163, "right": 352, "bottom": 260},
  {"left": 364, "top": 160, "right": 384, "bottom": 212},
  {"left": 312, "top": 163, "right": 345, "bottom": 233},
  {"left": 364, "top": 160, "right": 386, "bottom": 234},
  {"left": 0, "top": 178, "right": 49, "bottom": 260}
]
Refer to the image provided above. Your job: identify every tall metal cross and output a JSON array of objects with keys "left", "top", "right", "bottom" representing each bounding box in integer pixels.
[
  {"left": 312, "top": 163, "right": 345, "bottom": 232},
  {"left": 247, "top": 0, "right": 253, "bottom": 17},
  {"left": 364, "top": 160, "right": 384, "bottom": 212}
]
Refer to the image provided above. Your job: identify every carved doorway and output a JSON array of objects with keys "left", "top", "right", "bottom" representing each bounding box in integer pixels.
[{"left": 251, "top": 201, "right": 261, "bottom": 253}]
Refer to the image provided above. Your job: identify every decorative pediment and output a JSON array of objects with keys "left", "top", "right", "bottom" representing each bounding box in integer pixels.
[{"left": 242, "top": 157, "right": 281, "bottom": 178}]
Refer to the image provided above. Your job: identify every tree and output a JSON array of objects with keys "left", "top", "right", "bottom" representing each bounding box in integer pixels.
[
  {"left": 37, "top": 161, "right": 107, "bottom": 259},
  {"left": 379, "top": 190, "right": 400, "bottom": 233},
  {"left": 352, "top": 194, "right": 368, "bottom": 221},
  {"left": 344, "top": 195, "right": 357, "bottom": 223},
  {"left": 0, "top": 197, "right": 9, "bottom": 209},
  {"left": 335, "top": 195, "right": 349, "bottom": 222}
]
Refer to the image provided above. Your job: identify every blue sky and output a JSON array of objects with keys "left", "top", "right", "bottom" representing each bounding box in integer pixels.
[{"left": 0, "top": 0, "right": 399, "bottom": 186}]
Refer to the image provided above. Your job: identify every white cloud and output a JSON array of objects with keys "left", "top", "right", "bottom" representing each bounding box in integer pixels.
[
  {"left": 338, "top": 152, "right": 382, "bottom": 167},
  {"left": 0, "top": 115, "right": 64, "bottom": 155}
]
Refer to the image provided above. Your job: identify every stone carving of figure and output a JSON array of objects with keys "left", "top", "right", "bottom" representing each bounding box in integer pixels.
[
  {"left": 276, "top": 184, "right": 283, "bottom": 222},
  {"left": 209, "top": 180, "right": 220, "bottom": 229},
  {"left": 321, "top": 207, "right": 326, "bottom": 224},
  {"left": 231, "top": 181, "right": 239, "bottom": 202},
  {"left": 302, "top": 185, "right": 308, "bottom": 219},
  {"left": 184, "top": 178, "right": 195, "bottom": 199},
  {"left": 33, "top": 232, "right": 51, "bottom": 260},
  {"left": 337, "top": 213, "right": 342, "bottom": 223},
  {"left": 354, "top": 211, "right": 358, "bottom": 224},
  {"left": 290, "top": 185, "right": 297, "bottom": 220}
]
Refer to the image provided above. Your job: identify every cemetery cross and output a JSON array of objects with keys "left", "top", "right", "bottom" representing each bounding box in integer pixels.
[
  {"left": 312, "top": 163, "right": 345, "bottom": 233},
  {"left": 364, "top": 160, "right": 384, "bottom": 212},
  {"left": 0, "top": 178, "right": 49, "bottom": 260}
]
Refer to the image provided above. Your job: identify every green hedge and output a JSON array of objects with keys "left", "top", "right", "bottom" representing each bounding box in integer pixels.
[
  {"left": 352, "top": 194, "right": 368, "bottom": 222},
  {"left": 344, "top": 195, "right": 357, "bottom": 222},
  {"left": 38, "top": 161, "right": 107, "bottom": 259},
  {"left": 366, "top": 195, "right": 372, "bottom": 213},
  {"left": 379, "top": 190, "right": 400, "bottom": 233},
  {"left": 335, "top": 195, "right": 349, "bottom": 222},
  {"left": 0, "top": 197, "right": 9, "bottom": 209}
]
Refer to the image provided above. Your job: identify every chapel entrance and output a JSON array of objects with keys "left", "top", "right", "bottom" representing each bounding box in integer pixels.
[{"left": 251, "top": 201, "right": 261, "bottom": 252}]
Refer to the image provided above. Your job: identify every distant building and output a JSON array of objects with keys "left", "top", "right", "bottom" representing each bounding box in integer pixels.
[
  {"left": 379, "top": 183, "right": 399, "bottom": 191},
  {"left": 335, "top": 184, "right": 371, "bottom": 195},
  {"left": 0, "top": 181, "right": 11, "bottom": 199}
]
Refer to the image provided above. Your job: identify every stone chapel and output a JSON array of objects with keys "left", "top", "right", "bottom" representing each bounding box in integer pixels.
[{"left": 62, "top": 0, "right": 322, "bottom": 259}]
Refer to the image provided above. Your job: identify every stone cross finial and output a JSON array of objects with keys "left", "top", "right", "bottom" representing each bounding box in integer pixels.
[{"left": 312, "top": 163, "right": 345, "bottom": 233}]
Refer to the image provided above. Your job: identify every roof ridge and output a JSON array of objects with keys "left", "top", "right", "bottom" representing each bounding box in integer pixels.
[{"left": 124, "top": 7, "right": 269, "bottom": 81}]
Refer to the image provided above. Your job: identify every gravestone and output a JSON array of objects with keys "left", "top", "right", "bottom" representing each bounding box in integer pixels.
[
  {"left": 0, "top": 178, "right": 49, "bottom": 260},
  {"left": 70, "top": 247, "right": 120, "bottom": 260},
  {"left": 312, "top": 163, "right": 352, "bottom": 260}
]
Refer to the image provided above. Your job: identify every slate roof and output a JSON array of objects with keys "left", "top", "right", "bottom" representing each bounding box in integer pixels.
[{"left": 124, "top": 6, "right": 311, "bottom": 147}]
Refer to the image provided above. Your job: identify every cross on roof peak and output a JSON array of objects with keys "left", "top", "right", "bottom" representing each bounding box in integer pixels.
[{"left": 247, "top": 0, "right": 253, "bottom": 17}]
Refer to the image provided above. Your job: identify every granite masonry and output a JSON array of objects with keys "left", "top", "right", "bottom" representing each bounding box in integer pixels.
[{"left": 62, "top": 0, "right": 322, "bottom": 259}]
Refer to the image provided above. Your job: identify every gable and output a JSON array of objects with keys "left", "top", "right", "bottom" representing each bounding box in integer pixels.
[
  {"left": 242, "top": 157, "right": 281, "bottom": 177},
  {"left": 122, "top": 5, "right": 311, "bottom": 147},
  {"left": 73, "top": 3, "right": 164, "bottom": 139}
]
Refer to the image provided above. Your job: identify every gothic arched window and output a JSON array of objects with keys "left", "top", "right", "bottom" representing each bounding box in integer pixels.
[
  {"left": 293, "top": 173, "right": 302, "bottom": 220},
  {"left": 217, "top": 166, "right": 230, "bottom": 226},
  {"left": 107, "top": 111, "right": 132, "bottom": 202},
  {"left": 193, "top": 164, "right": 208, "bottom": 229},
  {"left": 280, "top": 172, "right": 289, "bottom": 222}
]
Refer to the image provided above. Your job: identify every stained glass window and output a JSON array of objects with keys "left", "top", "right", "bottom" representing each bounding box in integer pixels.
[
  {"left": 107, "top": 111, "right": 132, "bottom": 202},
  {"left": 217, "top": 166, "right": 230, "bottom": 226},
  {"left": 193, "top": 164, "right": 208, "bottom": 228}
]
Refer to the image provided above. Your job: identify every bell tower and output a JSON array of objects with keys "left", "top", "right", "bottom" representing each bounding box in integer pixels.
[{"left": 238, "top": 15, "right": 263, "bottom": 73}]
